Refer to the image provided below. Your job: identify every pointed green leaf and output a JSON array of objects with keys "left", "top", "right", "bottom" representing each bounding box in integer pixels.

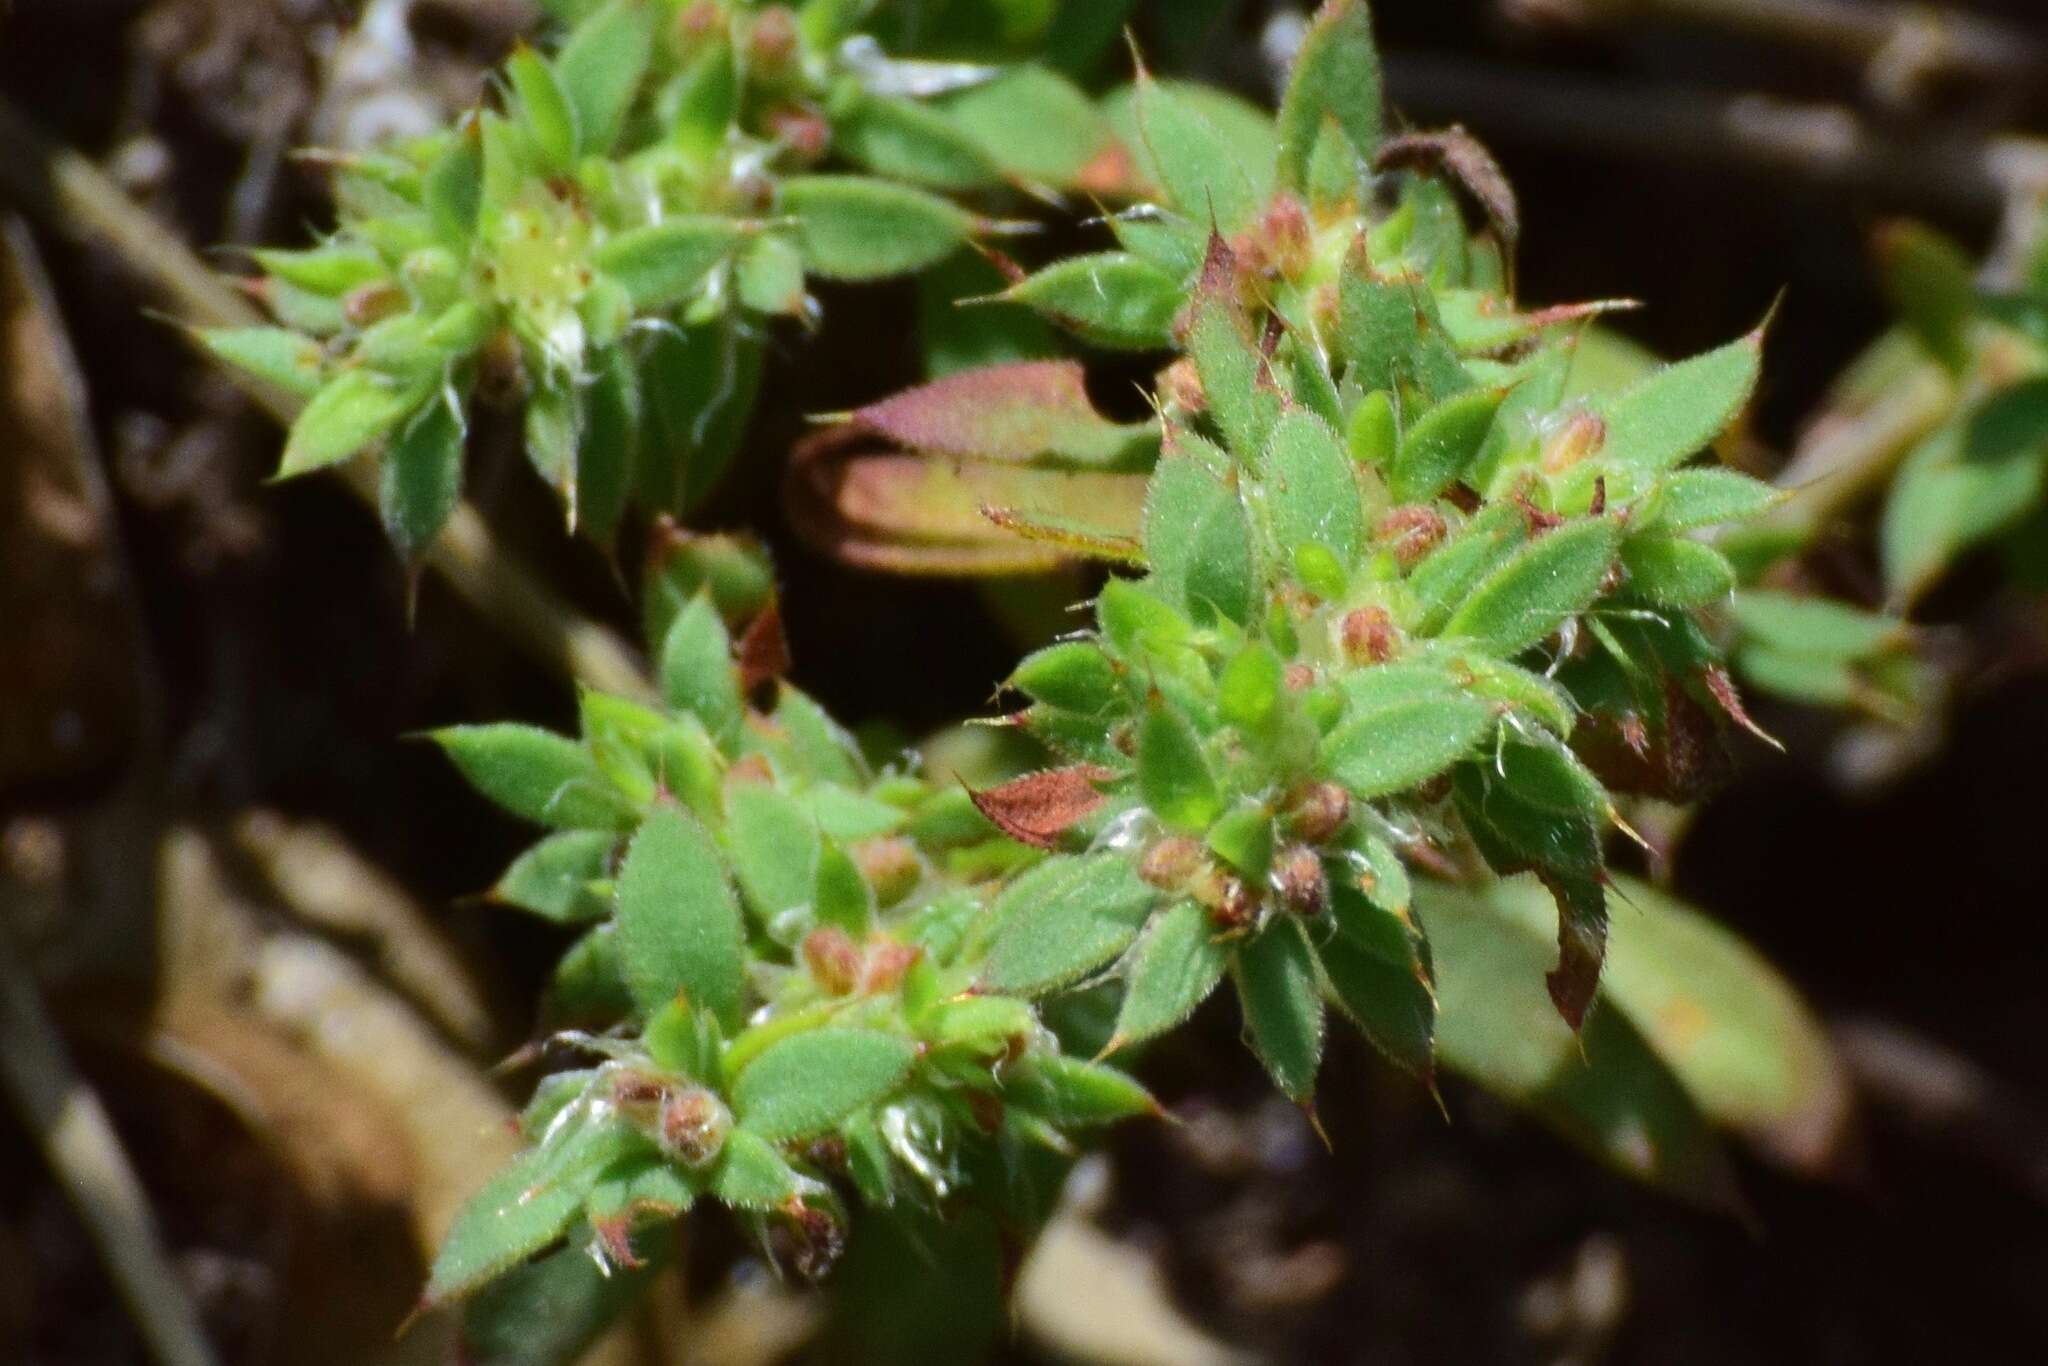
[
  {"left": 781, "top": 176, "right": 974, "bottom": 281},
  {"left": 1726, "top": 590, "right": 1903, "bottom": 660},
  {"left": 423, "top": 132, "right": 483, "bottom": 246},
  {"left": 723, "top": 784, "right": 821, "bottom": 929},
  {"left": 506, "top": 44, "right": 579, "bottom": 169},
  {"left": 1012, "top": 641, "right": 1124, "bottom": 715},
  {"left": 1004, "top": 1055, "right": 1157, "bottom": 1126},
  {"left": 1143, "top": 452, "right": 1255, "bottom": 626},
  {"left": 1276, "top": 0, "right": 1383, "bottom": 189},
  {"left": 1391, "top": 386, "right": 1503, "bottom": 502},
  {"left": 380, "top": 392, "right": 465, "bottom": 558},
  {"left": 595, "top": 217, "right": 746, "bottom": 310},
  {"left": 426, "top": 1117, "right": 643, "bottom": 1304},
  {"left": 1006, "top": 252, "right": 1181, "bottom": 351},
  {"left": 813, "top": 839, "right": 874, "bottom": 936},
  {"left": 615, "top": 805, "right": 746, "bottom": 1024},
  {"left": 495, "top": 830, "right": 615, "bottom": 924},
  {"left": 1597, "top": 331, "right": 1762, "bottom": 472},
  {"left": 1138, "top": 700, "right": 1222, "bottom": 833},
  {"left": 732, "top": 1029, "right": 917, "bottom": 1140},
  {"left": 1321, "top": 694, "right": 1493, "bottom": 799},
  {"left": 555, "top": 0, "right": 656, "bottom": 157},
  {"left": 1133, "top": 75, "right": 1264, "bottom": 233},
  {"left": 1265, "top": 409, "right": 1364, "bottom": 572},
  {"left": 1647, "top": 467, "right": 1785, "bottom": 532},
  {"left": 983, "top": 853, "right": 1159, "bottom": 996},
  {"left": 577, "top": 347, "right": 637, "bottom": 549},
  {"left": 1442, "top": 517, "right": 1621, "bottom": 655},
  {"left": 434, "top": 724, "right": 635, "bottom": 829},
  {"left": 841, "top": 94, "right": 1001, "bottom": 190},
  {"left": 1113, "top": 899, "right": 1228, "bottom": 1046},
  {"left": 658, "top": 594, "right": 743, "bottom": 745},
  {"left": 710, "top": 1128, "right": 800, "bottom": 1209},
  {"left": 1233, "top": 919, "right": 1324, "bottom": 1099},
  {"left": 195, "top": 325, "right": 326, "bottom": 400},
  {"left": 945, "top": 65, "right": 1125, "bottom": 189},
  {"left": 1321, "top": 882, "right": 1434, "bottom": 1080},
  {"left": 1189, "top": 295, "right": 1277, "bottom": 462},
  {"left": 279, "top": 369, "right": 421, "bottom": 478},
  {"left": 1620, "top": 533, "right": 1735, "bottom": 608}
]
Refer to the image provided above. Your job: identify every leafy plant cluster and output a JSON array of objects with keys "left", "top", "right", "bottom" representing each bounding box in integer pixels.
[
  {"left": 198, "top": 0, "right": 1146, "bottom": 554},
  {"left": 199, "top": 0, "right": 1856, "bottom": 1355}
]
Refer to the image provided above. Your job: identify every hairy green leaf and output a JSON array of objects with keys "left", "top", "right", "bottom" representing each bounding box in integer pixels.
[
  {"left": 1233, "top": 919, "right": 1324, "bottom": 1100},
  {"left": 782, "top": 176, "right": 974, "bottom": 281},
  {"left": 1597, "top": 331, "right": 1761, "bottom": 472},
  {"left": 1113, "top": 899, "right": 1228, "bottom": 1047},
  {"left": 1276, "top": 0, "right": 1383, "bottom": 189},
  {"left": 1442, "top": 517, "right": 1620, "bottom": 655},
  {"left": 434, "top": 725, "right": 635, "bottom": 829},
  {"left": 733, "top": 1029, "right": 917, "bottom": 1140},
  {"left": 615, "top": 805, "right": 746, "bottom": 1024},
  {"left": 983, "top": 853, "right": 1158, "bottom": 995}
]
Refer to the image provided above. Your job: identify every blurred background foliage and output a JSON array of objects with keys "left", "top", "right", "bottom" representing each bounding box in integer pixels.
[{"left": 4, "top": 1, "right": 2048, "bottom": 1363}]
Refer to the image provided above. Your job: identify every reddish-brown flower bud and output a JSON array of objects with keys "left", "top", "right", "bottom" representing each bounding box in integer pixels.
[
  {"left": 1376, "top": 505, "right": 1449, "bottom": 566},
  {"left": 861, "top": 940, "right": 921, "bottom": 994},
  {"left": 342, "top": 281, "right": 406, "bottom": 327},
  {"left": 1158, "top": 357, "right": 1206, "bottom": 415},
  {"left": 1541, "top": 410, "right": 1606, "bottom": 473},
  {"left": 1272, "top": 844, "right": 1329, "bottom": 917},
  {"left": 1284, "top": 662, "right": 1317, "bottom": 692},
  {"left": 769, "top": 1198, "right": 845, "bottom": 1281},
  {"left": 1194, "top": 866, "right": 1258, "bottom": 930},
  {"left": 1139, "top": 835, "right": 1206, "bottom": 891},
  {"left": 853, "top": 837, "right": 921, "bottom": 907},
  {"left": 658, "top": 1087, "right": 732, "bottom": 1168},
  {"left": 674, "top": 0, "right": 723, "bottom": 53},
  {"left": 747, "top": 6, "right": 801, "bottom": 73},
  {"left": 1285, "top": 782, "right": 1352, "bottom": 844},
  {"left": 802, "top": 926, "right": 863, "bottom": 995},
  {"left": 1340, "top": 605, "right": 1397, "bottom": 664},
  {"left": 763, "top": 104, "right": 831, "bottom": 163},
  {"left": 1261, "top": 193, "right": 1314, "bottom": 279}
]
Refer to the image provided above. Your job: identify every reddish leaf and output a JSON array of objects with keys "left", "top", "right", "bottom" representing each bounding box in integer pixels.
[
  {"left": 785, "top": 424, "right": 1147, "bottom": 575},
  {"left": 736, "top": 599, "right": 791, "bottom": 694},
  {"left": 1376, "top": 126, "right": 1520, "bottom": 257},
  {"left": 835, "top": 361, "right": 1155, "bottom": 467},
  {"left": 968, "top": 765, "right": 1116, "bottom": 849}
]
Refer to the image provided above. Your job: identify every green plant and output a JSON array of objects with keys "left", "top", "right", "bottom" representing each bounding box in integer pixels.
[
  {"left": 197, "top": 1, "right": 1851, "bottom": 1358},
  {"left": 197, "top": 0, "right": 1142, "bottom": 555}
]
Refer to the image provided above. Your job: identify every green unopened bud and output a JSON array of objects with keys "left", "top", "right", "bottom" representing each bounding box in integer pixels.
[
  {"left": 401, "top": 246, "right": 462, "bottom": 310},
  {"left": 578, "top": 273, "right": 633, "bottom": 348},
  {"left": 1347, "top": 389, "right": 1397, "bottom": 468}
]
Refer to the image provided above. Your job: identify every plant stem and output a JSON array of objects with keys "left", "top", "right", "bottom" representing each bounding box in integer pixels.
[
  {"left": 0, "top": 94, "right": 654, "bottom": 701},
  {"left": 0, "top": 943, "right": 223, "bottom": 1366}
]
